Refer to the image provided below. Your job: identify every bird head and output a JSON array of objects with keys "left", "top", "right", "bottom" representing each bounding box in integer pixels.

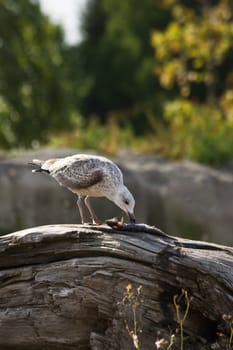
[{"left": 114, "top": 185, "right": 135, "bottom": 223}]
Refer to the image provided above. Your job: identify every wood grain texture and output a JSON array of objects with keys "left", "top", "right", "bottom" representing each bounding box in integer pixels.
[{"left": 0, "top": 224, "right": 232, "bottom": 350}]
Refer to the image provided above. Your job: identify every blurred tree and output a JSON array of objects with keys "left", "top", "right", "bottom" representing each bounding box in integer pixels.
[
  {"left": 0, "top": 0, "right": 72, "bottom": 148},
  {"left": 151, "top": 0, "right": 233, "bottom": 166},
  {"left": 67, "top": 0, "right": 171, "bottom": 134},
  {"left": 151, "top": 0, "right": 233, "bottom": 103}
]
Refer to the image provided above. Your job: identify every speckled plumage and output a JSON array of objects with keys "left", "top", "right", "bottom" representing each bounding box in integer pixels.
[{"left": 31, "top": 154, "right": 135, "bottom": 224}]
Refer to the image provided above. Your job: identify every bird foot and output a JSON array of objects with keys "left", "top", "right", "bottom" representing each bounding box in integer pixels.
[
  {"left": 81, "top": 221, "right": 92, "bottom": 225},
  {"left": 81, "top": 218, "right": 103, "bottom": 226},
  {"left": 91, "top": 218, "right": 103, "bottom": 225}
]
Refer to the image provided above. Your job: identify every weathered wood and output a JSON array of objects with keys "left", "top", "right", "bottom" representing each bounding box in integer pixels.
[{"left": 0, "top": 224, "right": 232, "bottom": 350}]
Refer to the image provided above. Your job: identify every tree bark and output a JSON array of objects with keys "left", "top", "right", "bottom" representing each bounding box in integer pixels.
[{"left": 0, "top": 224, "right": 232, "bottom": 350}]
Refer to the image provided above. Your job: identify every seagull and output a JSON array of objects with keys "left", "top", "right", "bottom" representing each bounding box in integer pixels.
[{"left": 30, "top": 154, "right": 135, "bottom": 225}]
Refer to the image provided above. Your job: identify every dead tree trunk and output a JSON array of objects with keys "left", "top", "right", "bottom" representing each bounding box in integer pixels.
[{"left": 0, "top": 224, "right": 232, "bottom": 350}]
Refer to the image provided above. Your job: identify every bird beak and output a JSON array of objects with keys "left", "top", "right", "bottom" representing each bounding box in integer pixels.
[{"left": 128, "top": 212, "right": 136, "bottom": 224}]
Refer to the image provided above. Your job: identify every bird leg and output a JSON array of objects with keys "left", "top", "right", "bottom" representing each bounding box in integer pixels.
[
  {"left": 77, "top": 196, "right": 87, "bottom": 224},
  {"left": 84, "top": 196, "right": 102, "bottom": 225}
]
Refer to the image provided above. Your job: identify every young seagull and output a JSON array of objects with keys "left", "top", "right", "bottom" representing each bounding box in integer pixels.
[{"left": 30, "top": 154, "right": 135, "bottom": 225}]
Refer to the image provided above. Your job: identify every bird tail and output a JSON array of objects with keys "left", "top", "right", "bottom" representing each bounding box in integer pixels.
[
  {"left": 29, "top": 159, "right": 50, "bottom": 174},
  {"left": 30, "top": 159, "right": 44, "bottom": 166}
]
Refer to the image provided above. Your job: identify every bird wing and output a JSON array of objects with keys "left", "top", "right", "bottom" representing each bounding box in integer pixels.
[{"left": 50, "top": 158, "right": 104, "bottom": 190}]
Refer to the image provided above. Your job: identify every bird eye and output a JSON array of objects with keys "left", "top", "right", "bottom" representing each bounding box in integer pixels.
[{"left": 124, "top": 199, "right": 129, "bottom": 205}]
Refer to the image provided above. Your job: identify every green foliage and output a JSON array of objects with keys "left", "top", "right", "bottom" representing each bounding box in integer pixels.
[
  {"left": 151, "top": 0, "right": 233, "bottom": 166},
  {"left": 49, "top": 116, "right": 135, "bottom": 156},
  {"left": 0, "top": 0, "right": 72, "bottom": 148},
  {"left": 1, "top": 0, "right": 233, "bottom": 168},
  {"left": 162, "top": 99, "right": 233, "bottom": 166},
  {"left": 151, "top": 0, "right": 233, "bottom": 101},
  {"left": 69, "top": 0, "right": 171, "bottom": 130},
  {"left": 189, "top": 125, "right": 233, "bottom": 167}
]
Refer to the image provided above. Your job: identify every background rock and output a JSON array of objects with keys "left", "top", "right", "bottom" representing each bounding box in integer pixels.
[{"left": 0, "top": 148, "right": 232, "bottom": 245}]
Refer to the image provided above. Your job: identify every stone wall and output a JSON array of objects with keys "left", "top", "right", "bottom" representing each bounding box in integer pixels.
[{"left": 0, "top": 148, "right": 232, "bottom": 245}]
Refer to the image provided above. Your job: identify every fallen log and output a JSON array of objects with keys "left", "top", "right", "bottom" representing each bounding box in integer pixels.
[{"left": 0, "top": 224, "right": 232, "bottom": 350}]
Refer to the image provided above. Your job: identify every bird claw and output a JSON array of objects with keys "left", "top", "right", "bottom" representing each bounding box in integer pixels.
[
  {"left": 92, "top": 218, "right": 103, "bottom": 225},
  {"left": 81, "top": 220, "right": 103, "bottom": 226}
]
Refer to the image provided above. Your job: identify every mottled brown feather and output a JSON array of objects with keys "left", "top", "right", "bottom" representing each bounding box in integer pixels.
[{"left": 51, "top": 160, "right": 104, "bottom": 190}]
